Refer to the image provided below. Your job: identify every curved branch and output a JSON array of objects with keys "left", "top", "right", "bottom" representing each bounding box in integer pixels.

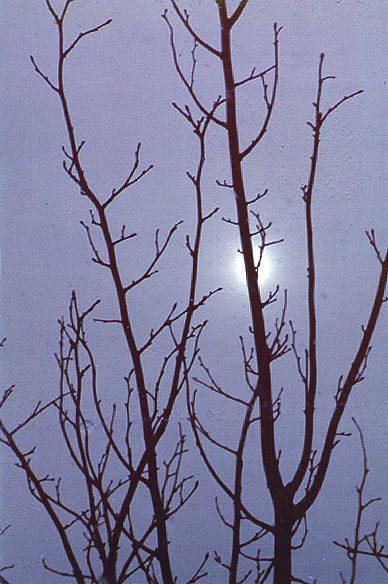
[
  {"left": 296, "top": 249, "right": 388, "bottom": 517},
  {"left": 169, "top": 1, "right": 221, "bottom": 58}
]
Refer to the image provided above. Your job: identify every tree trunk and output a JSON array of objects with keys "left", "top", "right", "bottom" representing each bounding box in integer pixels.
[
  {"left": 273, "top": 511, "right": 293, "bottom": 584},
  {"left": 101, "top": 561, "right": 116, "bottom": 584}
]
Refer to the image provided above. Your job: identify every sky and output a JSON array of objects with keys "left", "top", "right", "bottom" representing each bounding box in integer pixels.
[{"left": 0, "top": 1, "right": 387, "bottom": 583}]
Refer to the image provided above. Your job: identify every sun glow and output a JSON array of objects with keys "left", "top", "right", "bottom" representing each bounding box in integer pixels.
[{"left": 234, "top": 249, "right": 273, "bottom": 285}]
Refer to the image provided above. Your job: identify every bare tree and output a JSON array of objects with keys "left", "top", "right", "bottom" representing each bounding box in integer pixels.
[
  {"left": 0, "top": 2, "right": 218, "bottom": 583},
  {"left": 0, "top": 2, "right": 386, "bottom": 584},
  {"left": 164, "top": 1, "right": 387, "bottom": 583}
]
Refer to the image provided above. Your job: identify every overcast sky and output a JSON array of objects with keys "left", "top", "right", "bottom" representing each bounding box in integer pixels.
[{"left": 0, "top": 1, "right": 387, "bottom": 583}]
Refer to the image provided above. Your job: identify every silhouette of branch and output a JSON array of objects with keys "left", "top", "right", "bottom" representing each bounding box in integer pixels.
[
  {"left": 333, "top": 419, "right": 388, "bottom": 582},
  {"left": 187, "top": 386, "right": 274, "bottom": 533},
  {"left": 169, "top": 1, "right": 221, "bottom": 58},
  {"left": 63, "top": 19, "right": 112, "bottom": 59},
  {"left": 239, "top": 23, "right": 282, "bottom": 160},
  {"left": 366, "top": 229, "right": 385, "bottom": 266},
  {"left": 290, "top": 53, "right": 371, "bottom": 505},
  {"left": 103, "top": 143, "right": 153, "bottom": 208},
  {"left": 183, "top": 553, "right": 209, "bottom": 584},
  {"left": 163, "top": 9, "right": 227, "bottom": 128},
  {"left": 0, "top": 524, "right": 14, "bottom": 577},
  {"left": 228, "top": 0, "right": 250, "bottom": 27},
  {"left": 123, "top": 221, "right": 183, "bottom": 293},
  {"left": 235, "top": 66, "right": 275, "bottom": 89},
  {"left": 29, "top": 55, "right": 59, "bottom": 92}
]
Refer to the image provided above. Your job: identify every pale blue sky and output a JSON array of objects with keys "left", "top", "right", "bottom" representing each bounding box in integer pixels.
[{"left": 1, "top": 1, "right": 387, "bottom": 582}]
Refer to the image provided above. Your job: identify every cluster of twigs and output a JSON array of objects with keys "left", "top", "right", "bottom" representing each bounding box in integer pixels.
[
  {"left": 334, "top": 419, "right": 388, "bottom": 583},
  {"left": 0, "top": 1, "right": 221, "bottom": 583}
]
